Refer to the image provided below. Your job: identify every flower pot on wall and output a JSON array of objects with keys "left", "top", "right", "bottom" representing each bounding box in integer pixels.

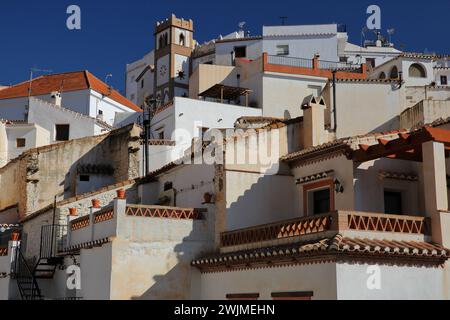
[
  {"left": 92, "top": 199, "right": 101, "bottom": 208},
  {"left": 69, "top": 207, "right": 78, "bottom": 216},
  {"left": 117, "top": 189, "right": 126, "bottom": 199},
  {"left": 11, "top": 232, "right": 20, "bottom": 241},
  {"left": 203, "top": 192, "right": 213, "bottom": 204}
]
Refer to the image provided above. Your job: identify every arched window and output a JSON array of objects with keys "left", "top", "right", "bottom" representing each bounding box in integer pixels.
[
  {"left": 179, "top": 33, "right": 185, "bottom": 46},
  {"left": 379, "top": 72, "right": 386, "bottom": 79},
  {"left": 389, "top": 66, "right": 399, "bottom": 79},
  {"left": 409, "top": 63, "right": 426, "bottom": 78},
  {"left": 163, "top": 33, "right": 168, "bottom": 47},
  {"left": 158, "top": 36, "right": 163, "bottom": 49}
]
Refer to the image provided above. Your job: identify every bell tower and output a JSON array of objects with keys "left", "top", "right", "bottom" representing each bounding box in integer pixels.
[{"left": 154, "top": 14, "right": 194, "bottom": 104}]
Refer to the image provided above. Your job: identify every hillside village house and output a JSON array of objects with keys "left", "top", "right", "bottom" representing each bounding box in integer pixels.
[
  {"left": 0, "top": 71, "right": 142, "bottom": 126},
  {"left": 1, "top": 14, "right": 450, "bottom": 300}
]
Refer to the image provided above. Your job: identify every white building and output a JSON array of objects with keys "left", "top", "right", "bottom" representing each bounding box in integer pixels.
[
  {"left": 0, "top": 71, "right": 142, "bottom": 126},
  {"left": 125, "top": 50, "right": 155, "bottom": 106},
  {"left": 0, "top": 98, "right": 112, "bottom": 167}
]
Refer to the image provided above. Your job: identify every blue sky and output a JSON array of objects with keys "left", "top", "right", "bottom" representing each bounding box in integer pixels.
[{"left": 1, "top": 0, "right": 449, "bottom": 94}]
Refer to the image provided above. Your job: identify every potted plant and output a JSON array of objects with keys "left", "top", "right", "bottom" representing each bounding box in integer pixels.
[
  {"left": 203, "top": 192, "right": 213, "bottom": 204},
  {"left": 69, "top": 207, "right": 78, "bottom": 216},
  {"left": 117, "top": 189, "right": 126, "bottom": 199},
  {"left": 11, "top": 232, "right": 20, "bottom": 241},
  {"left": 92, "top": 199, "right": 101, "bottom": 208}
]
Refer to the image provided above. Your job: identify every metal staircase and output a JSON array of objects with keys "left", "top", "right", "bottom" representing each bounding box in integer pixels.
[
  {"left": 13, "top": 246, "right": 43, "bottom": 300},
  {"left": 13, "top": 224, "right": 67, "bottom": 300}
]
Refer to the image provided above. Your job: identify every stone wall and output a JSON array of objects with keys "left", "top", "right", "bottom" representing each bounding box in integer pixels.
[{"left": 0, "top": 124, "right": 142, "bottom": 219}]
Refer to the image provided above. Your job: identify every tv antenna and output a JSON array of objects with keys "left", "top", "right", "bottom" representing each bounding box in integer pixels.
[
  {"left": 279, "top": 16, "right": 288, "bottom": 25},
  {"left": 238, "top": 21, "right": 246, "bottom": 33},
  {"left": 387, "top": 28, "right": 395, "bottom": 44}
]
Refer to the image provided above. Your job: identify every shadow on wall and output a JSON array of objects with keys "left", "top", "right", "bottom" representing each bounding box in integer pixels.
[
  {"left": 226, "top": 163, "right": 299, "bottom": 230},
  {"left": 126, "top": 218, "right": 212, "bottom": 300}
]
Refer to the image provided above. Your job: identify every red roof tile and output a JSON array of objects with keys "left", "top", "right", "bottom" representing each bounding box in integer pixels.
[{"left": 0, "top": 71, "right": 142, "bottom": 112}]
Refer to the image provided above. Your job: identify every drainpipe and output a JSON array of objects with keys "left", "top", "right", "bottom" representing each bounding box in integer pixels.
[{"left": 332, "top": 70, "right": 337, "bottom": 132}]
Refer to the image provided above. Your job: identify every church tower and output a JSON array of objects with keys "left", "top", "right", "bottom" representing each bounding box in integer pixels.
[{"left": 154, "top": 14, "right": 194, "bottom": 104}]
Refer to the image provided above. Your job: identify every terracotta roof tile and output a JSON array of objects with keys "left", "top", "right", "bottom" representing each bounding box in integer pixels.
[
  {"left": 0, "top": 71, "right": 142, "bottom": 112},
  {"left": 192, "top": 234, "right": 449, "bottom": 272}
]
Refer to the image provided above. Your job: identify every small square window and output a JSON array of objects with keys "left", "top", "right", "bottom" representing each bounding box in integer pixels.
[
  {"left": 276, "top": 45, "right": 289, "bottom": 56},
  {"left": 79, "top": 175, "right": 90, "bottom": 182},
  {"left": 234, "top": 46, "right": 247, "bottom": 58},
  {"left": 98, "top": 110, "right": 103, "bottom": 115},
  {"left": 16, "top": 138, "right": 26, "bottom": 148},
  {"left": 55, "top": 124, "right": 70, "bottom": 141},
  {"left": 441, "top": 76, "right": 448, "bottom": 85}
]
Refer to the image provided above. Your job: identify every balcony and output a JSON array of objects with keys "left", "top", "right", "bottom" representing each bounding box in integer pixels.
[
  {"left": 400, "top": 100, "right": 450, "bottom": 129},
  {"left": 66, "top": 199, "right": 208, "bottom": 251},
  {"left": 220, "top": 211, "right": 430, "bottom": 252},
  {"left": 263, "top": 53, "right": 366, "bottom": 79}
]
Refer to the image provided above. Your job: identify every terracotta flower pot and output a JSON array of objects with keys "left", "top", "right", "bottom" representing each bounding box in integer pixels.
[
  {"left": 117, "top": 189, "right": 126, "bottom": 199},
  {"left": 203, "top": 192, "right": 213, "bottom": 204},
  {"left": 11, "top": 232, "right": 20, "bottom": 241},
  {"left": 91, "top": 199, "right": 101, "bottom": 208},
  {"left": 69, "top": 207, "right": 78, "bottom": 216}
]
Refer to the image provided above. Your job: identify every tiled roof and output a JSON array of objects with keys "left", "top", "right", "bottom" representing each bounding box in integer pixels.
[
  {"left": 192, "top": 234, "right": 449, "bottom": 272},
  {"left": 0, "top": 71, "right": 142, "bottom": 112},
  {"left": 281, "top": 130, "right": 408, "bottom": 163}
]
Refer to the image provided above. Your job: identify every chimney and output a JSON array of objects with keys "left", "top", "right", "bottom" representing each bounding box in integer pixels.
[
  {"left": 50, "top": 91, "right": 62, "bottom": 107},
  {"left": 302, "top": 95, "right": 327, "bottom": 148}
]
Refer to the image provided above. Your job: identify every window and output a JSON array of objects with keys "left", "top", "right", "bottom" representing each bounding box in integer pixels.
[
  {"left": 379, "top": 72, "right": 386, "bottom": 79},
  {"left": 164, "top": 181, "right": 173, "bottom": 191},
  {"left": 234, "top": 46, "right": 247, "bottom": 58},
  {"left": 366, "top": 58, "right": 376, "bottom": 69},
  {"left": 157, "top": 130, "right": 164, "bottom": 140},
  {"left": 312, "top": 189, "right": 331, "bottom": 215},
  {"left": 179, "top": 33, "right": 185, "bottom": 46},
  {"left": 384, "top": 190, "right": 403, "bottom": 215},
  {"left": 141, "top": 79, "right": 144, "bottom": 89},
  {"left": 271, "top": 291, "right": 314, "bottom": 300},
  {"left": 389, "top": 66, "right": 398, "bottom": 79},
  {"left": 409, "top": 63, "right": 426, "bottom": 78},
  {"left": 339, "top": 56, "right": 348, "bottom": 63},
  {"left": 16, "top": 138, "right": 26, "bottom": 148},
  {"left": 79, "top": 175, "right": 90, "bottom": 182},
  {"left": 441, "top": 75, "right": 448, "bottom": 85},
  {"left": 98, "top": 110, "right": 103, "bottom": 115},
  {"left": 389, "top": 66, "right": 399, "bottom": 79},
  {"left": 276, "top": 45, "right": 289, "bottom": 56},
  {"left": 303, "top": 179, "right": 335, "bottom": 216},
  {"left": 55, "top": 124, "right": 70, "bottom": 141},
  {"left": 226, "top": 293, "right": 259, "bottom": 300}
]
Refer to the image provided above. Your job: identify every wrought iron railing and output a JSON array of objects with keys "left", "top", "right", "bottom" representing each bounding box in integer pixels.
[
  {"left": 318, "top": 60, "right": 358, "bottom": 70},
  {"left": 39, "top": 224, "right": 67, "bottom": 259},
  {"left": 13, "top": 244, "right": 42, "bottom": 300},
  {"left": 267, "top": 55, "right": 313, "bottom": 68}
]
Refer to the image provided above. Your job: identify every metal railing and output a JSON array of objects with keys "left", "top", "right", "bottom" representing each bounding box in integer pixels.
[
  {"left": 267, "top": 55, "right": 313, "bottom": 68},
  {"left": 13, "top": 244, "right": 42, "bottom": 300},
  {"left": 318, "top": 60, "right": 359, "bottom": 71},
  {"left": 39, "top": 225, "right": 67, "bottom": 259}
]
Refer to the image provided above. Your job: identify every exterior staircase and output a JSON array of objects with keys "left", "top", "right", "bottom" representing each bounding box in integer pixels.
[
  {"left": 13, "top": 246, "right": 43, "bottom": 300},
  {"left": 13, "top": 224, "right": 67, "bottom": 300}
]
